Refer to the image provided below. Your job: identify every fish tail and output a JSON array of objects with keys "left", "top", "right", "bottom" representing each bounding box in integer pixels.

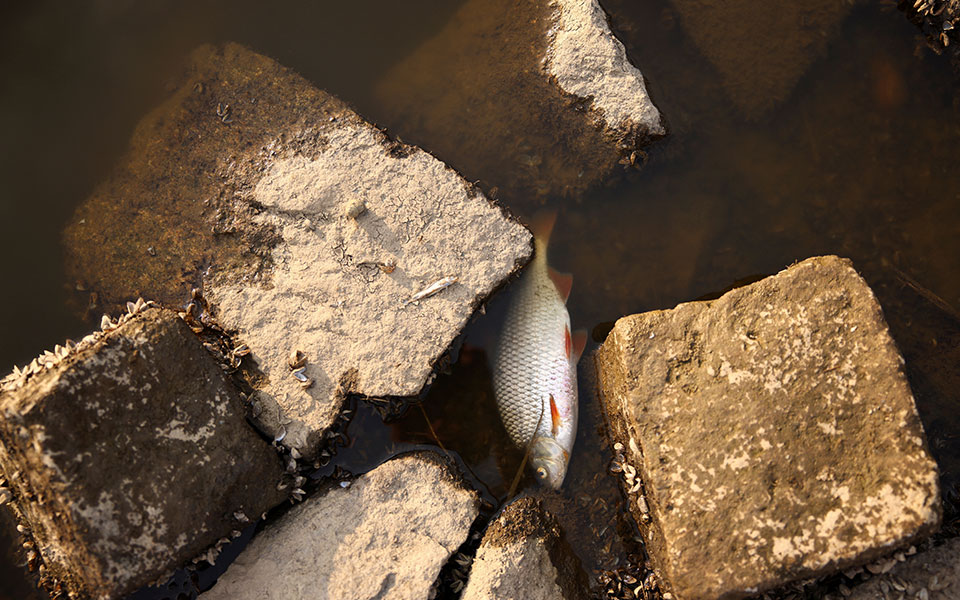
[{"left": 528, "top": 210, "right": 557, "bottom": 264}]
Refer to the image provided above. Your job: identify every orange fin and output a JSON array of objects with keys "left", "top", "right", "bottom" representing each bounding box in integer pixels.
[
  {"left": 548, "top": 267, "right": 573, "bottom": 303},
  {"left": 529, "top": 210, "right": 557, "bottom": 245},
  {"left": 549, "top": 394, "right": 561, "bottom": 437},
  {"left": 571, "top": 329, "right": 588, "bottom": 362}
]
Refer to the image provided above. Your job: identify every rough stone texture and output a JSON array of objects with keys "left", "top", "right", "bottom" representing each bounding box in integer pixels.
[
  {"left": 375, "top": 0, "right": 663, "bottom": 205},
  {"left": 595, "top": 256, "right": 941, "bottom": 600},
  {"left": 668, "top": 0, "right": 859, "bottom": 117},
  {"left": 462, "top": 496, "right": 587, "bottom": 600},
  {"left": 63, "top": 42, "right": 532, "bottom": 459},
  {"left": 0, "top": 307, "right": 286, "bottom": 600},
  {"left": 204, "top": 452, "right": 479, "bottom": 600},
  {"left": 848, "top": 538, "right": 960, "bottom": 600}
]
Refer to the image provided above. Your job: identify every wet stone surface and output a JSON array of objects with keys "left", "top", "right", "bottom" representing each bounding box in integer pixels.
[
  {"left": 595, "top": 256, "right": 941, "bottom": 600},
  {"left": 63, "top": 42, "right": 533, "bottom": 460},
  {"left": 0, "top": 306, "right": 286, "bottom": 600},
  {"left": 847, "top": 538, "right": 960, "bottom": 600},
  {"left": 666, "top": 0, "right": 860, "bottom": 118},
  {"left": 374, "top": 0, "right": 663, "bottom": 205},
  {"left": 203, "top": 451, "right": 479, "bottom": 600},
  {"left": 462, "top": 496, "right": 588, "bottom": 600}
]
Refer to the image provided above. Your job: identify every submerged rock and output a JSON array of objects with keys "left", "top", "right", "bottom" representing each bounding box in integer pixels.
[
  {"left": 0, "top": 306, "right": 286, "bottom": 600},
  {"left": 462, "top": 496, "right": 588, "bottom": 600},
  {"left": 848, "top": 538, "right": 960, "bottom": 600},
  {"left": 204, "top": 452, "right": 479, "bottom": 600},
  {"left": 375, "top": 0, "right": 664, "bottom": 204},
  {"left": 903, "top": 0, "right": 960, "bottom": 74},
  {"left": 666, "top": 0, "right": 859, "bottom": 117},
  {"left": 595, "top": 256, "right": 941, "bottom": 600},
  {"left": 63, "top": 43, "right": 532, "bottom": 459}
]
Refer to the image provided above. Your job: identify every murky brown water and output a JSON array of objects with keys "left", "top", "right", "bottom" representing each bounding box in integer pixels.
[{"left": 2, "top": 0, "right": 960, "bottom": 598}]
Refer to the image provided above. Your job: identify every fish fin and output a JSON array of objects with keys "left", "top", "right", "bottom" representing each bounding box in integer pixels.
[
  {"left": 548, "top": 267, "right": 573, "bottom": 303},
  {"left": 549, "top": 394, "right": 560, "bottom": 437},
  {"left": 564, "top": 326, "right": 572, "bottom": 359},
  {"left": 528, "top": 210, "right": 557, "bottom": 246},
  {"left": 571, "top": 329, "right": 588, "bottom": 363}
]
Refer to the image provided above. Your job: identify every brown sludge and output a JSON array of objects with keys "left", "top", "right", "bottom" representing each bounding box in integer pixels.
[
  {"left": 0, "top": 307, "right": 286, "bottom": 600},
  {"left": 63, "top": 42, "right": 533, "bottom": 460},
  {"left": 596, "top": 256, "right": 941, "bottom": 600}
]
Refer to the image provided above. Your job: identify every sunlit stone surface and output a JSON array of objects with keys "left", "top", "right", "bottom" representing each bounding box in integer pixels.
[
  {"left": 0, "top": 308, "right": 286, "bottom": 600},
  {"left": 63, "top": 43, "right": 532, "bottom": 459},
  {"left": 462, "top": 496, "right": 587, "bottom": 600},
  {"left": 204, "top": 452, "right": 479, "bottom": 600},
  {"left": 375, "top": 0, "right": 663, "bottom": 204},
  {"left": 847, "top": 538, "right": 960, "bottom": 600},
  {"left": 595, "top": 256, "right": 941, "bottom": 600}
]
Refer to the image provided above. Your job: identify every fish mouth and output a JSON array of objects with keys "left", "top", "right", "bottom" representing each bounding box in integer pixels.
[{"left": 530, "top": 436, "right": 569, "bottom": 489}]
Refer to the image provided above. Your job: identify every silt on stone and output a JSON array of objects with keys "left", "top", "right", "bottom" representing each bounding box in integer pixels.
[
  {"left": 0, "top": 307, "right": 286, "bottom": 600},
  {"left": 63, "top": 42, "right": 533, "bottom": 459},
  {"left": 595, "top": 255, "right": 941, "bottom": 600},
  {"left": 375, "top": 0, "right": 664, "bottom": 204},
  {"left": 203, "top": 452, "right": 479, "bottom": 600},
  {"left": 462, "top": 496, "right": 588, "bottom": 600}
]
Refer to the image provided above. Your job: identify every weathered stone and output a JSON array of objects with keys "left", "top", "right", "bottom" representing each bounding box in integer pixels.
[
  {"left": 595, "top": 256, "right": 941, "bottom": 600},
  {"left": 462, "top": 496, "right": 587, "bottom": 600},
  {"left": 848, "top": 538, "right": 960, "bottom": 600},
  {"left": 374, "top": 0, "right": 663, "bottom": 204},
  {"left": 63, "top": 43, "right": 533, "bottom": 458},
  {"left": 0, "top": 306, "right": 286, "bottom": 600},
  {"left": 667, "top": 0, "right": 859, "bottom": 117},
  {"left": 204, "top": 452, "right": 479, "bottom": 600}
]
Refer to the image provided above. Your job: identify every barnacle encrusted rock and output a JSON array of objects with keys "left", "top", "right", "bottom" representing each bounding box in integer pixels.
[
  {"left": 63, "top": 42, "right": 533, "bottom": 459},
  {"left": 847, "top": 538, "right": 960, "bottom": 600},
  {"left": 0, "top": 307, "right": 286, "bottom": 600},
  {"left": 462, "top": 496, "right": 587, "bottom": 600},
  {"left": 595, "top": 256, "right": 941, "bottom": 600},
  {"left": 375, "top": 0, "right": 664, "bottom": 204},
  {"left": 903, "top": 0, "right": 960, "bottom": 74},
  {"left": 204, "top": 452, "right": 479, "bottom": 600},
  {"left": 666, "top": 0, "right": 860, "bottom": 117}
]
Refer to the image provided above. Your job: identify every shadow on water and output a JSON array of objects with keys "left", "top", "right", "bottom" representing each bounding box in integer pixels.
[{"left": 2, "top": 0, "right": 960, "bottom": 598}]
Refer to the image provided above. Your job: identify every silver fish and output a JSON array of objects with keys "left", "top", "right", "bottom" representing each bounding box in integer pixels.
[{"left": 494, "top": 212, "right": 584, "bottom": 489}]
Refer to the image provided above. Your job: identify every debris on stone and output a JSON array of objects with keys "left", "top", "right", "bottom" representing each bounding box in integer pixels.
[
  {"left": 666, "top": 0, "right": 861, "bottom": 117},
  {"left": 595, "top": 256, "right": 941, "bottom": 600},
  {"left": 62, "top": 42, "right": 533, "bottom": 459},
  {"left": 375, "top": 0, "right": 664, "bottom": 204},
  {"left": 903, "top": 0, "right": 960, "bottom": 73},
  {"left": 847, "top": 537, "right": 960, "bottom": 600},
  {"left": 462, "top": 496, "right": 588, "bottom": 600},
  {"left": 203, "top": 452, "right": 479, "bottom": 600},
  {"left": 0, "top": 306, "right": 287, "bottom": 600}
]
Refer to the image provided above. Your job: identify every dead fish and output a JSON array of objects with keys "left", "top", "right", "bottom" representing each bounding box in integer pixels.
[
  {"left": 402, "top": 275, "right": 458, "bottom": 307},
  {"left": 494, "top": 211, "right": 585, "bottom": 489}
]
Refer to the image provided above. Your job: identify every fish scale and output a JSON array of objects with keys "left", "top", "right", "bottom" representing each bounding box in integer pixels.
[{"left": 493, "top": 212, "right": 579, "bottom": 488}]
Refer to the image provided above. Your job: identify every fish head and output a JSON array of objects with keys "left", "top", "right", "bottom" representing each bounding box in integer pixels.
[{"left": 530, "top": 435, "right": 569, "bottom": 489}]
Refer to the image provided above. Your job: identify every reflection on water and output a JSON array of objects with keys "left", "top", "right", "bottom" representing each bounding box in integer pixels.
[{"left": 1, "top": 0, "right": 960, "bottom": 598}]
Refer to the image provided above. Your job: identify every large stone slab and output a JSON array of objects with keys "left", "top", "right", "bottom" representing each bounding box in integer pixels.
[
  {"left": 462, "top": 496, "right": 587, "bottom": 600},
  {"left": 63, "top": 43, "right": 533, "bottom": 458},
  {"left": 848, "top": 538, "right": 960, "bottom": 600},
  {"left": 0, "top": 305, "right": 286, "bottom": 600},
  {"left": 204, "top": 452, "right": 479, "bottom": 600},
  {"left": 374, "top": 0, "right": 664, "bottom": 204},
  {"left": 595, "top": 256, "right": 941, "bottom": 600},
  {"left": 668, "top": 0, "right": 859, "bottom": 117}
]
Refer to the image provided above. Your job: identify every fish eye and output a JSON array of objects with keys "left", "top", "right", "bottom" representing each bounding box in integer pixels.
[{"left": 536, "top": 467, "right": 548, "bottom": 479}]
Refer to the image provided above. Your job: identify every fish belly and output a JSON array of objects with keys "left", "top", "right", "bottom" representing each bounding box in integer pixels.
[{"left": 493, "top": 269, "right": 574, "bottom": 448}]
